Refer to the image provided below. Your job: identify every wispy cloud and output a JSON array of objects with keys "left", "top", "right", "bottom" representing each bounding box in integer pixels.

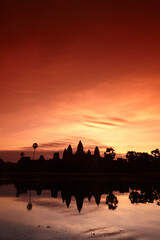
[
  {"left": 110, "top": 117, "right": 129, "bottom": 123},
  {"left": 21, "top": 136, "right": 106, "bottom": 154},
  {"left": 88, "top": 120, "right": 119, "bottom": 127},
  {"left": 83, "top": 115, "right": 98, "bottom": 120},
  {"left": 82, "top": 123, "right": 106, "bottom": 129},
  {"left": 82, "top": 115, "right": 129, "bottom": 128},
  {"left": 39, "top": 141, "right": 65, "bottom": 149},
  {"left": 23, "top": 141, "right": 66, "bottom": 150}
]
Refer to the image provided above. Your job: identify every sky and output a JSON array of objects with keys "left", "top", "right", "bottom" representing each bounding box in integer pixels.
[{"left": 0, "top": 0, "right": 160, "bottom": 161}]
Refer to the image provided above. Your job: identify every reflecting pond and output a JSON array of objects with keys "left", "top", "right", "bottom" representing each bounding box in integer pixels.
[{"left": 0, "top": 177, "right": 160, "bottom": 240}]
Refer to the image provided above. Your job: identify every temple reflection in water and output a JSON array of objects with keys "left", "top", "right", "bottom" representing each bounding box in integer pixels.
[{"left": 9, "top": 179, "right": 160, "bottom": 212}]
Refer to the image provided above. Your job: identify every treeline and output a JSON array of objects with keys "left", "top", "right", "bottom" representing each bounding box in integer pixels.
[{"left": 0, "top": 141, "right": 160, "bottom": 173}]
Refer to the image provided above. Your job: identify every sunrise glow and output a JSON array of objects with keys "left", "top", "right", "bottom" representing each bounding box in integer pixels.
[{"left": 0, "top": 1, "right": 160, "bottom": 161}]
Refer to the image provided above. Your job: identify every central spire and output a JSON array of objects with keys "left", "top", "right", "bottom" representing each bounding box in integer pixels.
[{"left": 76, "top": 140, "right": 84, "bottom": 154}]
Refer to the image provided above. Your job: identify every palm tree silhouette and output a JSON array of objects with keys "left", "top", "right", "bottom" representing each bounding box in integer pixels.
[{"left": 32, "top": 143, "right": 38, "bottom": 160}]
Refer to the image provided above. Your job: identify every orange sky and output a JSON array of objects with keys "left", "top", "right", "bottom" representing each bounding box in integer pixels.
[{"left": 0, "top": 0, "right": 160, "bottom": 161}]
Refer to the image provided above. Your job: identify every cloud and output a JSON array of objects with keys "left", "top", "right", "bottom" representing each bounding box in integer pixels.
[
  {"left": 39, "top": 141, "right": 66, "bottom": 149},
  {"left": 110, "top": 117, "right": 129, "bottom": 123},
  {"left": 21, "top": 136, "right": 106, "bottom": 153},
  {"left": 82, "top": 123, "right": 106, "bottom": 129},
  {"left": 83, "top": 115, "right": 97, "bottom": 120},
  {"left": 88, "top": 120, "right": 119, "bottom": 127},
  {"left": 82, "top": 115, "right": 129, "bottom": 128}
]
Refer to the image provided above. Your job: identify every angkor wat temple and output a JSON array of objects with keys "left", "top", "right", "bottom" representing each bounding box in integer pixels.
[{"left": 0, "top": 141, "right": 160, "bottom": 173}]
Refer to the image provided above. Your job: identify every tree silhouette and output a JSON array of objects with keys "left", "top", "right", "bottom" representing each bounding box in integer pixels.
[
  {"left": 32, "top": 143, "right": 38, "bottom": 160},
  {"left": 136, "top": 152, "right": 150, "bottom": 164},
  {"left": 126, "top": 151, "right": 137, "bottom": 163},
  {"left": 151, "top": 149, "right": 160, "bottom": 159},
  {"left": 106, "top": 192, "right": 118, "bottom": 210},
  {"left": 104, "top": 147, "right": 115, "bottom": 160}
]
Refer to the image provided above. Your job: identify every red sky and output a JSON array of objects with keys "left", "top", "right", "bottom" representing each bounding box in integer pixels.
[{"left": 0, "top": 0, "right": 160, "bottom": 161}]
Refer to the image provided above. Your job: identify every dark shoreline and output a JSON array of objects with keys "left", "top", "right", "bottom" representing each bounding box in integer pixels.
[{"left": 1, "top": 171, "right": 160, "bottom": 183}]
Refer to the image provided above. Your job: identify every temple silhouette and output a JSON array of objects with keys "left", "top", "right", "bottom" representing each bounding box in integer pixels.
[
  {"left": 1, "top": 177, "right": 160, "bottom": 213},
  {"left": 0, "top": 141, "right": 160, "bottom": 173},
  {"left": 1, "top": 140, "right": 160, "bottom": 213}
]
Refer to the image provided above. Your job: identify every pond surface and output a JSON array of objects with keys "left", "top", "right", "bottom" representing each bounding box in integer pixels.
[{"left": 0, "top": 179, "right": 160, "bottom": 240}]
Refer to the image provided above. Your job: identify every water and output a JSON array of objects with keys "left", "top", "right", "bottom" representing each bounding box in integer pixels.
[{"left": 0, "top": 178, "right": 160, "bottom": 240}]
